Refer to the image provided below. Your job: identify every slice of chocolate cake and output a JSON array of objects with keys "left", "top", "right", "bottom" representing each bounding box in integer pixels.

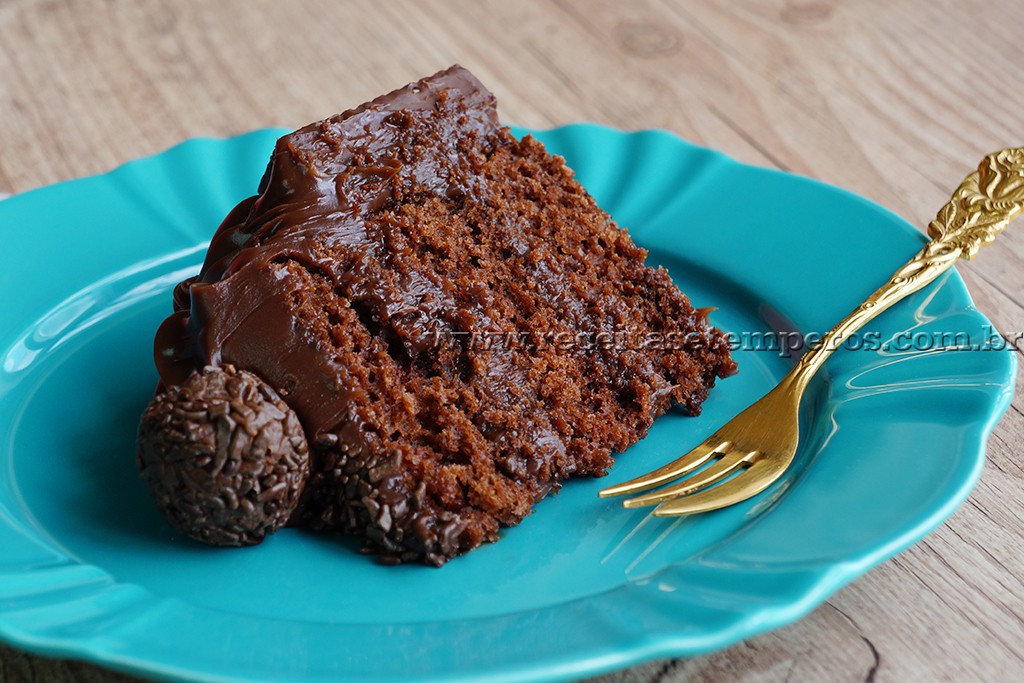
[{"left": 141, "top": 65, "right": 736, "bottom": 566}]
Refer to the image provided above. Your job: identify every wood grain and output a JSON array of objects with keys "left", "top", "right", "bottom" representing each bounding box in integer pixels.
[{"left": 1, "top": 1, "right": 1022, "bottom": 681}]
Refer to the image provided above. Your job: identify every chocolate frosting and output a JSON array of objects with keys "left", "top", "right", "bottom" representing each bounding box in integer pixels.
[{"left": 155, "top": 65, "right": 498, "bottom": 438}]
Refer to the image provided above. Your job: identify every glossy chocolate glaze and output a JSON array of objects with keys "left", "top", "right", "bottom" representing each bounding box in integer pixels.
[{"left": 155, "top": 65, "right": 498, "bottom": 438}]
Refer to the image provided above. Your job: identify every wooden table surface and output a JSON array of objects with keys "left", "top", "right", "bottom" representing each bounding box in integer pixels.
[{"left": 2, "top": 1, "right": 1022, "bottom": 681}]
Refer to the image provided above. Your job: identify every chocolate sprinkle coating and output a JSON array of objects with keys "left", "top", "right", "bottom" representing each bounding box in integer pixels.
[{"left": 137, "top": 365, "right": 310, "bottom": 546}]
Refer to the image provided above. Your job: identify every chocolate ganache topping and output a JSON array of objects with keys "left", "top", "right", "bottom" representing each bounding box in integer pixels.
[{"left": 155, "top": 65, "right": 498, "bottom": 439}]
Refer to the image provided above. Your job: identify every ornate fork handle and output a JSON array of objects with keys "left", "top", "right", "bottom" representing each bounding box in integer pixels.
[{"left": 792, "top": 148, "right": 1024, "bottom": 386}]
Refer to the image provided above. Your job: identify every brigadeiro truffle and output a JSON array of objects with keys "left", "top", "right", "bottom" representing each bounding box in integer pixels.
[{"left": 136, "top": 364, "right": 311, "bottom": 546}]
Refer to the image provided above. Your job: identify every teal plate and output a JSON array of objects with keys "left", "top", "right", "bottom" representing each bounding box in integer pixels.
[{"left": 0, "top": 125, "right": 1015, "bottom": 682}]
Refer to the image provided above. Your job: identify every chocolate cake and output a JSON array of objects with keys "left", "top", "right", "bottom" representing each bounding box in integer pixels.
[{"left": 140, "top": 65, "right": 736, "bottom": 566}]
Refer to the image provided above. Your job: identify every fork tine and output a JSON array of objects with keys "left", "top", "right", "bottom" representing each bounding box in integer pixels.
[
  {"left": 651, "top": 459, "right": 780, "bottom": 516},
  {"left": 621, "top": 449, "right": 757, "bottom": 508},
  {"left": 598, "top": 439, "right": 730, "bottom": 498}
]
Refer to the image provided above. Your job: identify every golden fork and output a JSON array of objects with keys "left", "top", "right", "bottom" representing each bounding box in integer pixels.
[{"left": 600, "top": 147, "right": 1024, "bottom": 516}]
